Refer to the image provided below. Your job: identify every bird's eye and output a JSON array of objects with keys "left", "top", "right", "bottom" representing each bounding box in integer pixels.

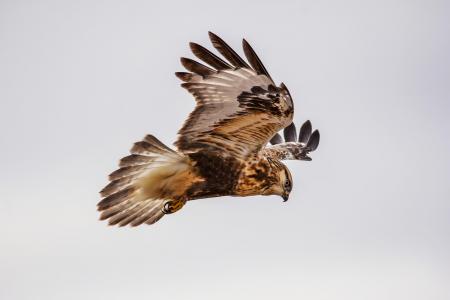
[{"left": 284, "top": 180, "right": 291, "bottom": 191}]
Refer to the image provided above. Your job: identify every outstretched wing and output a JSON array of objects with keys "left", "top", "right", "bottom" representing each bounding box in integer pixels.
[
  {"left": 175, "top": 32, "right": 294, "bottom": 161},
  {"left": 263, "top": 120, "right": 320, "bottom": 161}
]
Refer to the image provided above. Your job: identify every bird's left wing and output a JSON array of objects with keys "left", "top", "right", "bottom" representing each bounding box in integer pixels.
[
  {"left": 175, "top": 32, "right": 294, "bottom": 161},
  {"left": 263, "top": 120, "right": 320, "bottom": 161}
]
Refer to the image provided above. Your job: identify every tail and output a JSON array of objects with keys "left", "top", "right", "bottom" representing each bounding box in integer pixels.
[{"left": 98, "top": 135, "right": 185, "bottom": 227}]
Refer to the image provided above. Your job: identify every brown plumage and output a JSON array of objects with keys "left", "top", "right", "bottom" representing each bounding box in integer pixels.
[{"left": 98, "top": 32, "right": 320, "bottom": 226}]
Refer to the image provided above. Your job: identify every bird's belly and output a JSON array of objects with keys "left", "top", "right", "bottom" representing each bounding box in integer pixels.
[{"left": 185, "top": 179, "right": 236, "bottom": 201}]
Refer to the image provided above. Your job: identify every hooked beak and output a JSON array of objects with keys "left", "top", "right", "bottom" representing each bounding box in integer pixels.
[{"left": 282, "top": 193, "right": 289, "bottom": 202}]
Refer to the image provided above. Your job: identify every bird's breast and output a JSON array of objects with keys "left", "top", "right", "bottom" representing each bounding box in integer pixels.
[{"left": 234, "top": 158, "right": 272, "bottom": 196}]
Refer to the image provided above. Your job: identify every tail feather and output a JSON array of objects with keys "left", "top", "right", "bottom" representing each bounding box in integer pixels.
[
  {"left": 109, "top": 165, "right": 151, "bottom": 181},
  {"left": 117, "top": 200, "right": 156, "bottom": 227},
  {"left": 100, "top": 176, "right": 135, "bottom": 198},
  {"left": 98, "top": 187, "right": 136, "bottom": 210},
  {"left": 98, "top": 135, "right": 183, "bottom": 226},
  {"left": 119, "top": 154, "right": 154, "bottom": 167},
  {"left": 108, "top": 199, "right": 156, "bottom": 226},
  {"left": 143, "top": 135, "right": 176, "bottom": 153},
  {"left": 144, "top": 206, "right": 166, "bottom": 225},
  {"left": 131, "top": 200, "right": 165, "bottom": 226}
]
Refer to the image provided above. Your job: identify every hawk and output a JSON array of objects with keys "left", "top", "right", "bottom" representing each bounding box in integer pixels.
[{"left": 98, "top": 32, "right": 320, "bottom": 226}]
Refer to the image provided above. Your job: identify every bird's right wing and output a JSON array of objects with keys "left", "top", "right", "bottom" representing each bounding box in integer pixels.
[{"left": 174, "top": 32, "right": 294, "bottom": 162}]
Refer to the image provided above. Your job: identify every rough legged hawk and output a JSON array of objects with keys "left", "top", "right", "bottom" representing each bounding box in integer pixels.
[{"left": 98, "top": 32, "right": 320, "bottom": 226}]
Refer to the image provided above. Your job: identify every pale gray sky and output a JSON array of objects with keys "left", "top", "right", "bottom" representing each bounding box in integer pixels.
[{"left": 1, "top": 0, "right": 449, "bottom": 299}]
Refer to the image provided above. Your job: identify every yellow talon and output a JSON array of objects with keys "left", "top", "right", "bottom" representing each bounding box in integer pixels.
[{"left": 162, "top": 199, "right": 186, "bottom": 214}]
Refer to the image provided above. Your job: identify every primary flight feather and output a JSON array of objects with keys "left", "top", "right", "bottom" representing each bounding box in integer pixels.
[{"left": 98, "top": 32, "right": 320, "bottom": 226}]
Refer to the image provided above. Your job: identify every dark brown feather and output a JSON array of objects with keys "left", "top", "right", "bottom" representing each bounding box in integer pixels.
[
  {"left": 143, "top": 135, "right": 175, "bottom": 153},
  {"left": 97, "top": 187, "right": 135, "bottom": 210},
  {"left": 109, "top": 201, "right": 147, "bottom": 226},
  {"left": 208, "top": 31, "right": 250, "bottom": 68},
  {"left": 119, "top": 154, "right": 153, "bottom": 167},
  {"left": 108, "top": 165, "right": 148, "bottom": 181},
  {"left": 190, "top": 42, "right": 232, "bottom": 70},
  {"left": 298, "top": 120, "right": 312, "bottom": 144},
  {"left": 306, "top": 130, "right": 320, "bottom": 151},
  {"left": 130, "top": 202, "right": 164, "bottom": 226},
  {"left": 131, "top": 141, "right": 167, "bottom": 156},
  {"left": 283, "top": 122, "right": 297, "bottom": 142},
  {"left": 270, "top": 133, "right": 283, "bottom": 145},
  {"left": 180, "top": 57, "right": 215, "bottom": 76},
  {"left": 100, "top": 176, "right": 135, "bottom": 197},
  {"left": 175, "top": 72, "right": 194, "bottom": 82},
  {"left": 242, "top": 39, "right": 273, "bottom": 82}
]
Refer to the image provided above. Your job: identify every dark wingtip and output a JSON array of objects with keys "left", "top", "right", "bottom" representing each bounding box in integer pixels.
[
  {"left": 208, "top": 32, "right": 249, "bottom": 69},
  {"left": 298, "top": 120, "right": 312, "bottom": 144},
  {"left": 270, "top": 133, "right": 283, "bottom": 145},
  {"left": 242, "top": 38, "right": 273, "bottom": 81},
  {"left": 306, "top": 130, "right": 320, "bottom": 151},
  {"left": 180, "top": 57, "right": 215, "bottom": 76},
  {"left": 175, "top": 72, "right": 193, "bottom": 82},
  {"left": 283, "top": 122, "right": 297, "bottom": 142},
  {"left": 208, "top": 31, "right": 218, "bottom": 39},
  {"left": 189, "top": 41, "right": 231, "bottom": 70}
]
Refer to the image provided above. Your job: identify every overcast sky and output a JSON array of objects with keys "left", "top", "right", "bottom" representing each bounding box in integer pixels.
[{"left": 1, "top": 0, "right": 449, "bottom": 299}]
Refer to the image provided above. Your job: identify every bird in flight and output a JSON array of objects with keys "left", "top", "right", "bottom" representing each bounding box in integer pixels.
[{"left": 98, "top": 32, "right": 320, "bottom": 226}]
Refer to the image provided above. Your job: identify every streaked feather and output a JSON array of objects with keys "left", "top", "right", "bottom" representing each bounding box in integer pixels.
[
  {"left": 131, "top": 200, "right": 165, "bottom": 226},
  {"left": 98, "top": 187, "right": 136, "bottom": 210},
  {"left": 208, "top": 31, "right": 250, "bottom": 68},
  {"left": 108, "top": 165, "right": 149, "bottom": 181},
  {"left": 131, "top": 141, "right": 173, "bottom": 157},
  {"left": 117, "top": 201, "right": 153, "bottom": 227},
  {"left": 145, "top": 209, "right": 165, "bottom": 225},
  {"left": 190, "top": 42, "right": 232, "bottom": 70},
  {"left": 98, "top": 135, "right": 182, "bottom": 226},
  {"left": 298, "top": 120, "right": 312, "bottom": 144},
  {"left": 108, "top": 200, "right": 143, "bottom": 225},
  {"left": 119, "top": 154, "right": 153, "bottom": 167},
  {"left": 180, "top": 57, "right": 215, "bottom": 76},
  {"left": 143, "top": 135, "right": 176, "bottom": 153},
  {"left": 283, "top": 122, "right": 297, "bottom": 142},
  {"left": 175, "top": 65, "right": 293, "bottom": 159},
  {"left": 270, "top": 133, "right": 283, "bottom": 145},
  {"left": 306, "top": 130, "right": 320, "bottom": 151},
  {"left": 242, "top": 39, "right": 273, "bottom": 81},
  {"left": 175, "top": 72, "right": 195, "bottom": 82},
  {"left": 263, "top": 121, "right": 320, "bottom": 161},
  {"left": 100, "top": 176, "right": 135, "bottom": 197}
]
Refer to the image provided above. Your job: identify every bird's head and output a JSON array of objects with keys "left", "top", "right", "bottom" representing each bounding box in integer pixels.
[{"left": 263, "top": 160, "right": 293, "bottom": 201}]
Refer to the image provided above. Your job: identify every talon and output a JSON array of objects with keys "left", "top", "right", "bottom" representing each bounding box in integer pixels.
[{"left": 162, "top": 199, "right": 186, "bottom": 214}]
